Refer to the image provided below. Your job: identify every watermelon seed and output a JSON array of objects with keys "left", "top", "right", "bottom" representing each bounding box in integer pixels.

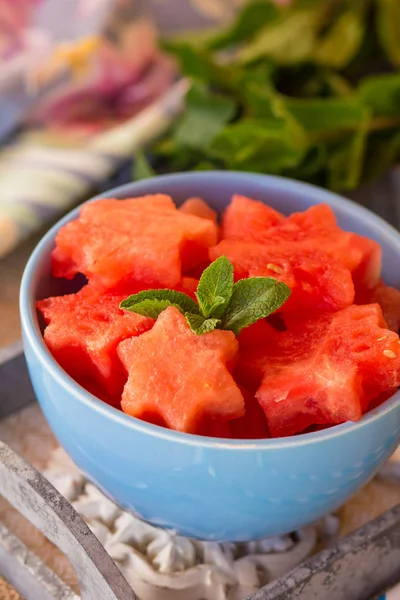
[
  {"left": 377, "top": 336, "right": 387, "bottom": 342},
  {"left": 267, "top": 263, "right": 283, "bottom": 274},
  {"left": 383, "top": 349, "right": 397, "bottom": 359}
]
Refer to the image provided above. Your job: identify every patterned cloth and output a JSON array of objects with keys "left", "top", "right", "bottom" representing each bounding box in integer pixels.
[
  {"left": 0, "top": 0, "right": 291, "bottom": 260},
  {"left": 0, "top": 79, "right": 187, "bottom": 258},
  {"left": 0, "top": 0, "right": 235, "bottom": 260}
]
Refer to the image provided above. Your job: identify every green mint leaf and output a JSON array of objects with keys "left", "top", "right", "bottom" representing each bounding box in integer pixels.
[
  {"left": 121, "top": 289, "right": 200, "bottom": 315},
  {"left": 196, "top": 255, "right": 234, "bottom": 319},
  {"left": 207, "top": 1, "right": 279, "bottom": 51},
  {"left": 210, "top": 118, "right": 307, "bottom": 174},
  {"left": 284, "top": 97, "right": 366, "bottom": 140},
  {"left": 133, "top": 151, "right": 156, "bottom": 180},
  {"left": 174, "top": 83, "right": 236, "bottom": 151},
  {"left": 327, "top": 110, "right": 370, "bottom": 191},
  {"left": 286, "top": 144, "right": 327, "bottom": 180},
  {"left": 185, "top": 313, "right": 221, "bottom": 335},
  {"left": 222, "top": 277, "right": 291, "bottom": 335},
  {"left": 161, "top": 42, "right": 220, "bottom": 83},
  {"left": 377, "top": 0, "right": 400, "bottom": 67},
  {"left": 358, "top": 73, "right": 400, "bottom": 118},
  {"left": 314, "top": 10, "right": 364, "bottom": 70},
  {"left": 363, "top": 129, "right": 400, "bottom": 183},
  {"left": 237, "top": 10, "right": 319, "bottom": 65},
  {"left": 123, "top": 299, "right": 180, "bottom": 320}
]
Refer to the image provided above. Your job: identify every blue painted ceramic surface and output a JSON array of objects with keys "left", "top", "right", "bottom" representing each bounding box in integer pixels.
[{"left": 20, "top": 172, "right": 400, "bottom": 541}]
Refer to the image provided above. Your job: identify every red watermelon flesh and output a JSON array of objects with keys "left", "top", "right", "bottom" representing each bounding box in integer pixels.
[
  {"left": 52, "top": 195, "right": 218, "bottom": 291},
  {"left": 230, "top": 387, "right": 269, "bottom": 439},
  {"left": 221, "top": 200, "right": 381, "bottom": 294},
  {"left": 179, "top": 197, "right": 218, "bottom": 224},
  {"left": 367, "top": 388, "right": 398, "bottom": 411},
  {"left": 235, "top": 319, "right": 311, "bottom": 393},
  {"left": 238, "top": 319, "right": 277, "bottom": 349},
  {"left": 200, "top": 387, "right": 269, "bottom": 439},
  {"left": 349, "top": 236, "right": 382, "bottom": 294},
  {"left": 221, "top": 194, "right": 284, "bottom": 242},
  {"left": 117, "top": 307, "right": 244, "bottom": 433},
  {"left": 174, "top": 277, "right": 199, "bottom": 300},
  {"left": 360, "top": 281, "right": 400, "bottom": 333},
  {"left": 329, "top": 304, "right": 400, "bottom": 410},
  {"left": 198, "top": 418, "right": 231, "bottom": 438},
  {"left": 269, "top": 205, "right": 381, "bottom": 292},
  {"left": 84, "top": 276, "right": 201, "bottom": 303},
  {"left": 252, "top": 305, "right": 400, "bottom": 437},
  {"left": 37, "top": 285, "right": 153, "bottom": 403},
  {"left": 210, "top": 240, "right": 355, "bottom": 314},
  {"left": 272, "top": 204, "right": 337, "bottom": 240},
  {"left": 235, "top": 320, "right": 285, "bottom": 392}
]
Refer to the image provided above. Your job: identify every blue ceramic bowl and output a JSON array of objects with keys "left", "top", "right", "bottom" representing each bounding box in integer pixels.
[{"left": 20, "top": 172, "right": 400, "bottom": 542}]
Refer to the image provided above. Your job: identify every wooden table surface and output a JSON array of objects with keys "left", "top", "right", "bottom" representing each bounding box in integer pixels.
[{"left": 0, "top": 232, "right": 44, "bottom": 349}]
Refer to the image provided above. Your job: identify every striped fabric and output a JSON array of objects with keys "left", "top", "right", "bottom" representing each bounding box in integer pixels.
[{"left": 0, "top": 80, "right": 187, "bottom": 258}]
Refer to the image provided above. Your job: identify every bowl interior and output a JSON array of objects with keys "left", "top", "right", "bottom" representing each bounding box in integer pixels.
[{"left": 31, "top": 171, "right": 400, "bottom": 303}]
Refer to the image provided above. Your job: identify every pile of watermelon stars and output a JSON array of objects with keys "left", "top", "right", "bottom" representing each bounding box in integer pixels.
[{"left": 38, "top": 194, "right": 400, "bottom": 439}]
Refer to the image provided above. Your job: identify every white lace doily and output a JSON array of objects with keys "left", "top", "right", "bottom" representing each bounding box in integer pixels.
[{"left": 44, "top": 447, "right": 339, "bottom": 600}]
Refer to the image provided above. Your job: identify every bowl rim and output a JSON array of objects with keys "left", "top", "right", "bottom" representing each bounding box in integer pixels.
[{"left": 20, "top": 170, "right": 400, "bottom": 450}]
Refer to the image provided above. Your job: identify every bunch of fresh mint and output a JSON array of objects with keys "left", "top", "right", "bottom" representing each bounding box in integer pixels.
[
  {"left": 134, "top": 0, "right": 400, "bottom": 192},
  {"left": 120, "top": 256, "right": 291, "bottom": 335}
]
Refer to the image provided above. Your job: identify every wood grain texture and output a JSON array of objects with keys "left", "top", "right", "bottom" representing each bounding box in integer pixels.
[
  {"left": 0, "top": 232, "right": 44, "bottom": 348},
  {"left": 0, "top": 576, "right": 23, "bottom": 600}
]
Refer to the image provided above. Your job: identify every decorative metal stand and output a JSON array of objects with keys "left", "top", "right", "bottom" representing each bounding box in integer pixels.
[{"left": 0, "top": 440, "right": 136, "bottom": 600}]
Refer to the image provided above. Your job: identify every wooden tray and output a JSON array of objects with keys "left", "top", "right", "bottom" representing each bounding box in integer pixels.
[{"left": 0, "top": 343, "right": 400, "bottom": 600}]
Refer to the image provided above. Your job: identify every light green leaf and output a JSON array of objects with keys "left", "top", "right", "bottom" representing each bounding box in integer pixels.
[
  {"left": 121, "top": 289, "right": 200, "bottom": 315},
  {"left": 193, "top": 161, "right": 219, "bottom": 171},
  {"left": 322, "top": 72, "right": 354, "bottom": 98},
  {"left": 327, "top": 110, "right": 370, "bottom": 191},
  {"left": 163, "top": 26, "right": 222, "bottom": 51},
  {"left": 133, "top": 151, "right": 156, "bottom": 180},
  {"left": 315, "top": 10, "right": 364, "bottom": 69},
  {"left": 358, "top": 73, "right": 400, "bottom": 118},
  {"left": 174, "top": 83, "right": 236, "bottom": 151},
  {"left": 363, "top": 129, "right": 400, "bottom": 182},
  {"left": 233, "top": 63, "right": 275, "bottom": 117},
  {"left": 240, "top": 81, "right": 282, "bottom": 119},
  {"left": 377, "top": 0, "right": 400, "bottom": 67},
  {"left": 222, "top": 278, "right": 291, "bottom": 335},
  {"left": 152, "top": 138, "right": 178, "bottom": 157},
  {"left": 196, "top": 255, "right": 234, "bottom": 318},
  {"left": 122, "top": 299, "right": 179, "bottom": 319},
  {"left": 210, "top": 117, "right": 308, "bottom": 173},
  {"left": 287, "top": 144, "right": 327, "bottom": 179},
  {"left": 207, "top": 1, "right": 279, "bottom": 51},
  {"left": 238, "top": 10, "right": 318, "bottom": 65},
  {"left": 185, "top": 313, "right": 221, "bottom": 335},
  {"left": 284, "top": 97, "right": 366, "bottom": 141},
  {"left": 162, "top": 42, "right": 219, "bottom": 82}
]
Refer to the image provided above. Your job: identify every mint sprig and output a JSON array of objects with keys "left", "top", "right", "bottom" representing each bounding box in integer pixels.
[
  {"left": 196, "top": 255, "right": 234, "bottom": 319},
  {"left": 120, "top": 289, "right": 200, "bottom": 318},
  {"left": 221, "top": 277, "right": 291, "bottom": 336},
  {"left": 120, "top": 257, "right": 291, "bottom": 335},
  {"left": 185, "top": 313, "right": 222, "bottom": 335}
]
